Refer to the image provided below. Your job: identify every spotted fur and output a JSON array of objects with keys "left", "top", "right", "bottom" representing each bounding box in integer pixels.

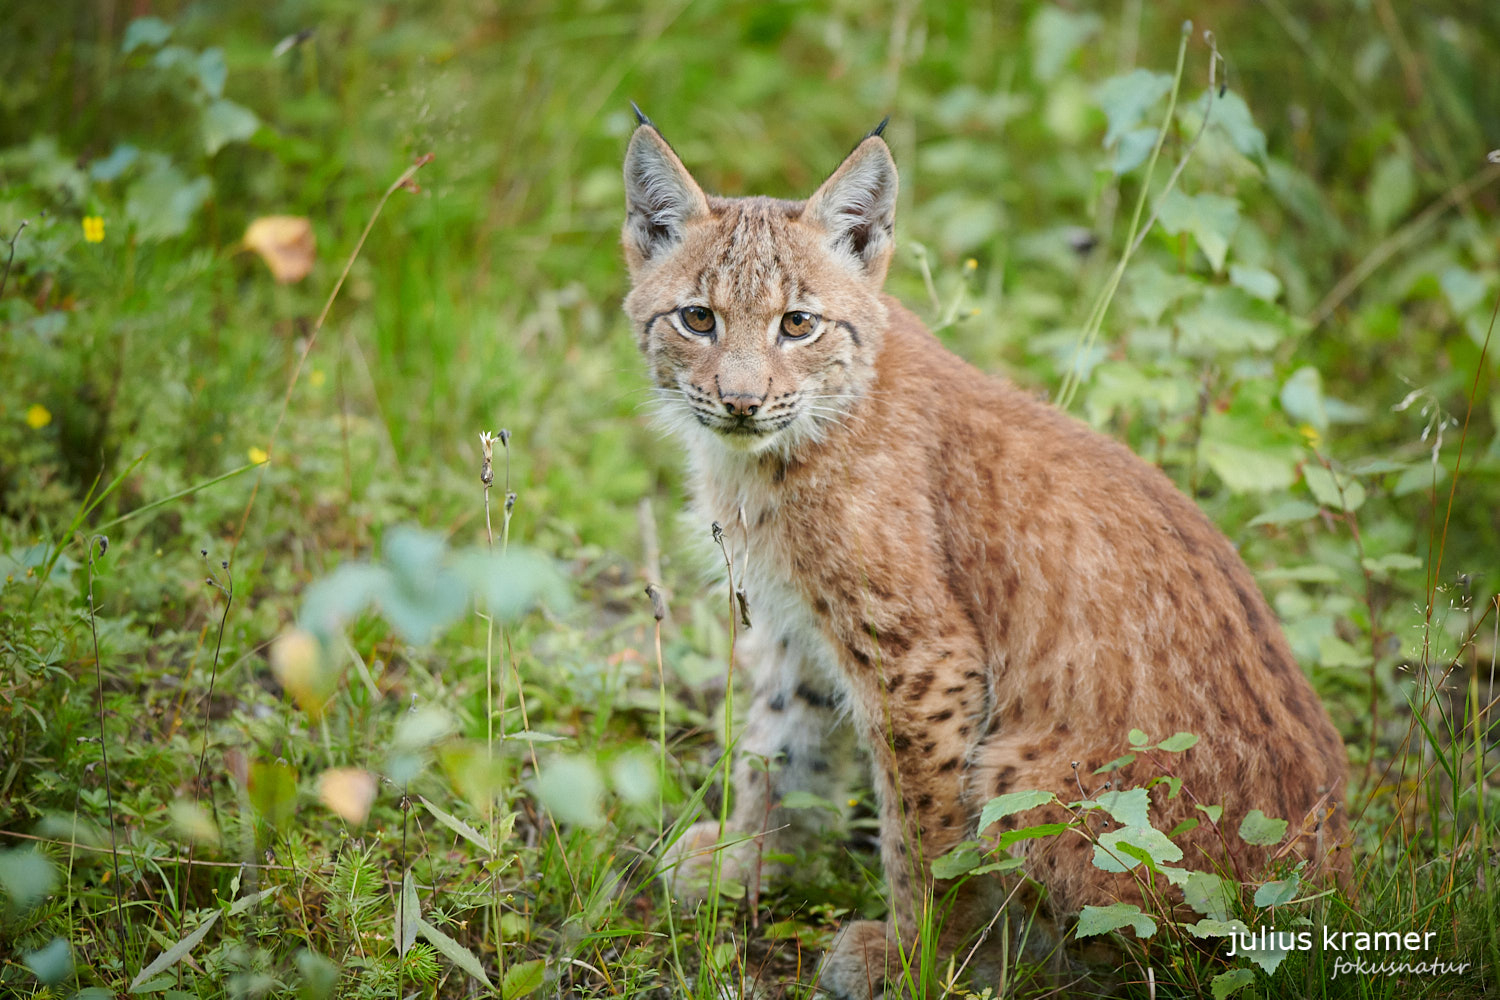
[{"left": 623, "top": 121, "right": 1348, "bottom": 998}]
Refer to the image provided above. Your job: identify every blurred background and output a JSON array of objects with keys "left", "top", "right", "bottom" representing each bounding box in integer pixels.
[{"left": 1, "top": 0, "right": 1498, "bottom": 996}]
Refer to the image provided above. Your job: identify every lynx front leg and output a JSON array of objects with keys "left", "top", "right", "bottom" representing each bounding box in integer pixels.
[{"left": 665, "top": 627, "right": 855, "bottom": 904}]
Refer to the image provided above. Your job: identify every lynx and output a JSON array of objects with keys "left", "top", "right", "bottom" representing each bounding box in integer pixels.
[{"left": 621, "top": 111, "right": 1348, "bottom": 997}]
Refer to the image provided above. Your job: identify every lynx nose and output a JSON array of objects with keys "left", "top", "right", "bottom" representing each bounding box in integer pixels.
[{"left": 720, "top": 392, "right": 762, "bottom": 417}]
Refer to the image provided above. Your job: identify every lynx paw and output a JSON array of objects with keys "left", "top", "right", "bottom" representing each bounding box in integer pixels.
[
  {"left": 818, "top": 920, "right": 903, "bottom": 1000},
  {"left": 661, "top": 820, "right": 755, "bottom": 905}
]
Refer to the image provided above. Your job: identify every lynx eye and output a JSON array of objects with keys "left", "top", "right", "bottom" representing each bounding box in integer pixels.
[
  {"left": 679, "top": 305, "right": 716, "bottom": 335},
  {"left": 781, "top": 311, "right": 819, "bottom": 340}
]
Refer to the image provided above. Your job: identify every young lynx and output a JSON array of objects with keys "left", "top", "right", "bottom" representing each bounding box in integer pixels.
[{"left": 622, "top": 112, "right": 1347, "bottom": 997}]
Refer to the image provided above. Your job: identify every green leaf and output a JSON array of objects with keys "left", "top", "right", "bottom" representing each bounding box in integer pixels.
[
  {"left": 1361, "top": 553, "right": 1424, "bottom": 578},
  {"left": 1029, "top": 6, "right": 1101, "bottom": 82},
  {"left": 996, "top": 822, "right": 1072, "bottom": 848},
  {"left": 1253, "top": 873, "right": 1299, "bottom": 907},
  {"left": 1241, "top": 934, "right": 1292, "bottom": 975},
  {"left": 1196, "top": 803, "right": 1224, "bottom": 824},
  {"left": 202, "top": 99, "right": 260, "bottom": 155},
  {"left": 1279, "top": 366, "right": 1328, "bottom": 433},
  {"left": 1211, "top": 968, "right": 1256, "bottom": 1000},
  {"left": 1230, "top": 264, "right": 1282, "bottom": 302},
  {"left": 532, "top": 756, "right": 604, "bottom": 828},
  {"left": 978, "top": 789, "right": 1057, "bottom": 834},
  {"left": 1113, "top": 127, "right": 1159, "bottom": 175},
  {"left": 970, "top": 857, "right": 1026, "bottom": 876},
  {"left": 124, "top": 160, "right": 212, "bottom": 242},
  {"left": 1095, "top": 69, "right": 1173, "bottom": 148},
  {"left": 0, "top": 848, "right": 58, "bottom": 909},
  {"left": 396, "top": 871, "right": 420, "bottom": 955},
  {"left": 779, "top": 790, "right": 839, "bottom": 812},
  {"left": 1186, "top": 917, "right": 1249, "bottom": 938},
  {"left": 1198, "top": 89, "right": 1267, "bottom": 160},
  {"left": 1093, "top": 825, "right": 1183, "bottom": 872},
  {"left": 501, "top": 958, "right": 546, "bottom": 998},
  {"left": 1237, "top": 809, "right": 1288, "bottom": 846},
  {"left": 1093, "top": 787, "right": 1150, "bottom": 827},
  {"left": 394, "top": 706, "right": 454, "bottom": 749},
  {"left": 248, "top": 760, "right": 298, "bottom": 829},
  {"left": 1367, "top": 149, "right": 1416, "bottom": 234},
  {"left": 1155, "top": 190, "right": 1240, "bottom": 272},
  {"left": 1075, "top": 902, "right": 1157, "bottom": 939},
  {"left": 1440, "top": 266, "right": 1489, "bottom": 316},
  {"left": 1167, "top": 818, "right": 1199, "bottom": 838},
  {"left": 1303, "top": 465, "right": 1365, "bottom": 512},
  {"left": 418, "top": 918, "right": 493, "bottom": 988},
  {"left": 295, "top": 949, "right": 339, "bottom": 1000},
  {"left": 1093, "top": 752, "right": 1136, "bottom": 774},
  {"left": 1258, "top": 564, "right": 1341, "bottom": 583},
  {"left": 420, "top": 796, "right": 492, "bottom": 852},
  {"left": 122, "top": 17, "right": 172, "bottom": 53},
  {"left": 1183, "top": 871, "right": 1234, "bottom": 921},
  {"left": 130, "top": 910, "right": 222, "bottom": 990},
  {"left": 1155, "top": 731, "right": 1199, "bottom": 753},
  {"left": 1248, "top": 500, "right": 1320, "bottom": 527},
  {"left": 226, "top": 885, "right": 278, "bottom": 916},
  {"left": 1126, "top": 263, "right": 1202, "bottom": 324},
  {"left": 1317, "top": 634, "right": 1372, "bottom": 669},
  {"left": 196, "top": 48, "right": 228, "bottom": 98},
  {"left": 1176, "top": 287, "right": 1288, "bottom": 355},
  {"left": 23, "top": 938, "right": 72, "bottom": 985},
  {"left": 1201, "top": 440, "right": 1298, "bottom": 494},
  {"left": 931, "top": 845, "right": 984, "bottom": 880},
  {"left": 1127, "top": 728, "right": 1150, "bottom": 747}
]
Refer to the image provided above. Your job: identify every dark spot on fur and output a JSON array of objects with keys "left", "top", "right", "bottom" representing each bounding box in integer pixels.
[
  {"left": 943, "top": 684, "right": 966, "bottom": 695},
  {"left": 938, "top": 757, "right": 961, "bottom": 773},
  {"left": 768, "top": 693, "right": 786, "bottom": 712},
  {"left": 921, "top": 741, "right": 936, "bottom": 754},
  {"left": 892, "top": 734, "right": 912, "bottom": 752},
  {"left": 886, "top": 673, "right": 905, "bottom": 693},
  {"left": 994, "top": 766, "right": 1017, "bottom": 791},
  {"left": 907, "top": 670, "right": 936, "bottom": 701},
  {"left": 796, "top": 683, "right": 835, "bottom": 709},
  {"left": 927, "top": 709, "right": 955, "bottom": 723},
  {"left": 916, "top": 794, "right": 933, "bottom": 811}
]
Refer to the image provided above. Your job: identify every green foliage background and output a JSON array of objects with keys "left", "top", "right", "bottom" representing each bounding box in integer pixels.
[{"left": 1, "top": 0, "right": 1497, "bottom": 997}]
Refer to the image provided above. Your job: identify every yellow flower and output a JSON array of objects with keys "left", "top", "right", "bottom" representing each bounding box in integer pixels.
[
  {"left": 26, "top": 404, "right": 52, "bottom": 429},
  {"left": 82, "top": 216, "right": 105, "bottom": 243},
  {"left": 964, "top": 258, "right": 978, "bottom": 271},
  {"left": 1298, "top": 424, "right": 1322, "bottom": 448},
  {"left": 308, "top": 368, "right": 326, "bottom": 388},
  {"left": 248, "top": 446, "right": 269, "bottom": 464}
]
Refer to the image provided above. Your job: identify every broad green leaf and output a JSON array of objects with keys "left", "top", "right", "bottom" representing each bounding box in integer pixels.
[
  {"left": 1241, "top": 934, "right": 1292, "bottom": 974},
  {"left": 1187, "top": 917, "right": 1249, "bottom": 939},
  {"left": 932, "top": 845, "right": 984, "bottom": 880},
  {"left": 1092, "top": 752, "right": 1135, "bottom": 774},
  {"left": 1155, "top": 732, "right": 1199, "bottom": 753},
  {"left": 296, "top": 949, "right": 339, "bottom": 1000},
  {"left": 226, "top": 885, "right": 278, "bottom": 916},
  {"left": 1167, "top": 818, "right": 1199, "bottom": 838},
  {"left": 131, "top": 910, "right": 222, "bottom": 990},
  {"left": 1212, "top": 968, "right": 1256, "bottom": 1000},
  {"left": 1248, "top": 500, "right": 1320, "bottom": 527},
  {"left": 1126, "top": 263, "right": 1201, "bottom": 324},
  {"left": 1440, "top": 266, "right": 1489, "bottom": 316},
  {"left": 394, "top": 705, "right": 454, "bottom": 749},
  {"left": 1361, "top": 553, "right": 1424, "bottom": 578},
  {"left": 780, "top": 790, "right": 839, "bottom": 812},
  {"left": 122, "top": 17, "right": 172, "bottom": 53},
  {"left": 1238, "top": 809, "right": 1287, "bottom": 846},
  {"left": 1367, "top": 149, "right": 1416, "bottom": 234},
  {"left": 1253, "top": 873, "right": 1299, "bottom": 907},
  {"left": 203, "top": 99, "right": 260, "bottom": 155},
  {"left": 1095, "top": 70, "right": 1172, "bottom": 148},
  {"left": 1280, "top": 366, "right": 1328, "bottom": 432},
  {"left": 124, "top": 160, "right": 211, "bottom": 242},
  {"left": 503, "top": 731, "right": 566, "bottom": 743},
  {"left": 196, "top": 48, "right": 228, "bottom": 98},
  {"left": 996, "top": 822, "right": 1072, "bottom": 849},
  {"left": 248, "top": 760, "right": 298, "bottom": 829},
  {"left": 0, "top": 848, "right": 58, "bottom": 909},
  {"left": 1201, "top": 440, "right": 1298, "bottom": 494},
  {"left": 532, "top": 756, "right": 604, "bottom": 828},
  {"left": 1127, "top": 729, "right": 1150, "bottom": 747},
  {"left": 1196, "top": 803, "right": 1224, "bottom": 824},
  {"left": 1113, "top": 127, "right": 1158, "bottom": 175},
  {"left": 501, "top": 958, "right": 546, "bottom": 998},
  {"left": 1192, "top": 89, "right": 1267, "bottom": 160},
  {"left": 1076, "top": 902, "right": 1157, "bottom": 939},
  {"left": 1230, "top": 264, "right": 1282, "bottom": 302},
  {"left": 610, "top": 753, "right": 659, "bottom": 806},
  {"left": 418, "top": 918, "right": 493, "bottom": 988},
  {"left": 1156, "top": 190, "right": 1240, "bottom": 272},
  {"left": 970, "top": 857, "right": 1026, "bottom": 876},
  {"left": 1258, "top": 564, "right": 1341, "bottom": 583},
  {"left": 1184, "top": 871, "right": 1234, "bottom": 921},
  {"left": 396, "top": 871, "right": 420, "bottom": 955},
  {"left": 1029, "top": 6, "right": 1101, "bottom": 82},
  {"left": 1093, "top": 787, "right": 1150, "bottom": 827},
  {"left": 1093, "top": 825, "right": 1183, "bottom": 872},
  {"left": 978, "top": 789, "right": 1056, "bottom": 834},
  {"left": 1177, "top": 288, "right": 1288, "bottom": 355},
  {"left": 23, "top": 938, "right": 72, "bottom": 985},
  {"left": 1303, "top": 465, "right": 1365, "bottom": 512},
  {"left": 1317, "top": 634, "right": 1372, "bottom": 669}
]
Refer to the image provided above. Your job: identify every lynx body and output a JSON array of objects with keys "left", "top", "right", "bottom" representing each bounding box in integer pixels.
[{"left": 621, "top": 117, "right": 1347, "bottom": 997}]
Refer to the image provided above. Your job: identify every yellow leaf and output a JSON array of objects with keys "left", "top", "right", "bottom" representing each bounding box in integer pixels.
[
  {"left": 26, "top": 404, "right": 52, "bottom": 429},
  {"left": 244, "top": 215, "right": 315, "bottom": 283},
  {"left": 318, "top": 768, "right": 378, "bottom": 825}
]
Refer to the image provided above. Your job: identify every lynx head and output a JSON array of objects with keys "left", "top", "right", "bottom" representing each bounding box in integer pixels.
[{"left": 622, "top": 115, "right": 898, "bottom": 457}]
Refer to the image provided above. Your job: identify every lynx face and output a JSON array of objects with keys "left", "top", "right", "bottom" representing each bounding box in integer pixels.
[{"left": 621, "top": 123, "right": 896, "bottom": 457}]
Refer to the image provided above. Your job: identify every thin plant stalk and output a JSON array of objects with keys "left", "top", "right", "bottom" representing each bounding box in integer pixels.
[{"left": 85, "top": 534, "right": 129, "bottom": 962}]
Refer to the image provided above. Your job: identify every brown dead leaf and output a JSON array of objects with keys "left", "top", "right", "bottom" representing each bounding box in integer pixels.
[
  {"left": 244, "top": 215, "right": 315, "bottom": 283},
  {"left": 318, "top": 768, "right": 378, "bottom": 825}
]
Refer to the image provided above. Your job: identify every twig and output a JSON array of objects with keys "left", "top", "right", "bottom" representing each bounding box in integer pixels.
[
  {"left": 85, "top": 534, "right": 129, "bottom": 959},
  {"left": 1, "top": 219, "right": 28, "bottom": 298}
]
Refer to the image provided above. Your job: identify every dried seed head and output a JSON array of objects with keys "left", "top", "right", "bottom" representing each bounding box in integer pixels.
[
  {"left": 711, "top": 521, "right": 724, "bottom": 546},
  {"left": 645, "top": 583, "right": 667, "bottom": 622},
  {"left": 498, "top": 428, "right": 511, "bottom": 448},
  {"left": 736, "top": 587, "right": 752, "bottom": 629},
  {"left": 96, "top": 536, "right": 108, "bottom": 556},
  {"left": 504, "top": 491, "right": 516, "bottom": 515}
]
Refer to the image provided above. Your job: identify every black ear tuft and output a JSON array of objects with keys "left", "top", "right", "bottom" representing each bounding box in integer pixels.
[
  {"left": 630, "top": 101, "right": 654, "bottom": 128},
  {"left": 869, "top": 115, "right": 891, "bottom": 139}
]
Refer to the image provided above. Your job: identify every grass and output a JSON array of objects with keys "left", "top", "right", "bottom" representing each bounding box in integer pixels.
[{"left": 2, "top": 0, "right": 1499, "bottom": 997}]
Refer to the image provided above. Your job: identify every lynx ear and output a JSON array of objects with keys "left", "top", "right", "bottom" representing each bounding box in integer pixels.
[
  {"left": 623, "top": 123, "right": 710, "bottom": 270},
  {"left": 804, "top": 134, "right": 898, "bottom": 279}
]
